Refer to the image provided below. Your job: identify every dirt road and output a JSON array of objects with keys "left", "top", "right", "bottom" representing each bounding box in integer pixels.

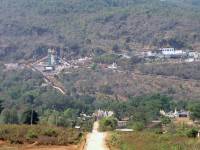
[{"left": 84, "top": 121, "right": 109, "bottom": 150}]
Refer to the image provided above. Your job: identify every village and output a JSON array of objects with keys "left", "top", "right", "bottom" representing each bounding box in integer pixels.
[
  {"left": 140, "top": 48, "right": 200, "bottom": 63},
  {"left": 31, "top": 47, "right": 200, "bottom": 75},
  {"left": 3, "top": 46, "right": 200, "bottom": 96},
  {"left": 2, "top": 47, "right": 200, "bottom": 149},
  {"left": 77, "top": 107, "right": 200, "bottom": 136},
  {"left": 3, "top": 47, "right": 200, "bottom": 75}
]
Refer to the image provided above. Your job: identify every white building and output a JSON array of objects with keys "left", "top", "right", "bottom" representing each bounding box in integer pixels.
[
  {"left": 188, "top": 51, "right": 199, "bottom": 59},
  {"left": 159, "top": 48, "right": 184, "bottom": 56},
  {"left": 93, "top": 109, "right": 114, "bottom": 120},
  {"left": 44, "top": 66, "right": 54, "bottom": 71},
  {"left": 160, "top": 108, "right": 190, "bottom": 118},
  {"left": 108, "top": 63, "right": 117, "bottom": 69}
]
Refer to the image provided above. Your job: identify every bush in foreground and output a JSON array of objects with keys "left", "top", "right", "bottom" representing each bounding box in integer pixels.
[
  {"left": 186, "top": 128, "right": 198, "bottom": 138},
  {"left": 0, "top": 124, "right": 82, "bottom": 145},
  {"left": 132, "top": 122, "right": 145, "bottom": 131},
  {"left": 99, "top": 117, "right": 118, "bottom": 131}
]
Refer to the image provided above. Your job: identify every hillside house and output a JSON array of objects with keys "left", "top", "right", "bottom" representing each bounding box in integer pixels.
[
  {"left": 117, "top": 117, "right": 129, "bottom": 128},
  {"left": 160, "top": 109, "right": 190, "bottom": 118},
  {"left": 108, "top": 63, "right": 117, "bottom": 69},
  {"left": 159, "top": 48, "right": 185, "bottom": 56},
  {"left": 44, "top": 65, "right": 55, "bottom": 72},
  {"left": 117, "top": 121, "right": 128, "bottom": 128},
  {"left": 188, "top": 51, "right": 199, "bottom": 59}
]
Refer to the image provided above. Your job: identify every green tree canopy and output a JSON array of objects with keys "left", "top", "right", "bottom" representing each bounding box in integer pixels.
[{"left": 21, "top": 109, "right": 39, "bottom": 125}]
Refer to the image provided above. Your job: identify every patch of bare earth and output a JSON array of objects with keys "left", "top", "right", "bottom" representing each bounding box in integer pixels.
[
  {"left": 24, "top": 145, "right": 78, "bottom": 150},
  {"left": 0, "top": 145, "right": 78, "bottom": 150},
  {"left": 0, "top": 140, "right": 6, "bottom": 145},
  {"left": 0, "top": 142, "right": 78, "bottom": 150},
  {"left": 174, "top": 117, "right": 194, "bottom": 126}
]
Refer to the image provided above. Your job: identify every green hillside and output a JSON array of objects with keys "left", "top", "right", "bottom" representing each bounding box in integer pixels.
[{"left": 0, "top": 0, "right": 200, "bottom": 61}]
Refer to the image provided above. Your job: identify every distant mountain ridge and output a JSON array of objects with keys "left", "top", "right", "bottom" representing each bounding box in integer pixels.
[{"left": 0, "top": 0, "right": 200, "bottom": 61}]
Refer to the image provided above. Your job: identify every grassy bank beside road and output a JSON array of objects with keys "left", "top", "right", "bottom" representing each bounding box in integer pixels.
[
  {"left": 0, "top": 124, "right": 83, "bottom": 145},
  {"left": 108, "top": 132, "right": 200, "bottom": 150}
]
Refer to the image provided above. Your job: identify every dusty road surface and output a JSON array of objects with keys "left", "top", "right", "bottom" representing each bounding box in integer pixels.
[{"left": 84, "top": 121, "right": 109, "bottom": 150}]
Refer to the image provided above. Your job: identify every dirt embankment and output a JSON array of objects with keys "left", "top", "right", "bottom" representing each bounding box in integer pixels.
[
  {"left": 0, "top": 140, "right": 80, "bottom": 150},
  {"left": 0, "top": 144, "right": 78, "bottom": 150}
]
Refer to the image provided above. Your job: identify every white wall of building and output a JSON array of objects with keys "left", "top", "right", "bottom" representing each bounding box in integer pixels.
[{"left": 159, "top": 48, "right": 184, "bottom": 55}]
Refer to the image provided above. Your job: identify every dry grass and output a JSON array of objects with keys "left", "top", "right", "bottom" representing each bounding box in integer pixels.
[
  {"left": 68, "top": 67, "right": 200, "bottom": 101},
  {"left": 108, "top": 132, "right": 200, "bottom": 150},
  {"left": 174, "top": 118, "right": 194, "bottom": 126},
  {"left": 0, "top": 125, "right": 82, "bottom": 146}
]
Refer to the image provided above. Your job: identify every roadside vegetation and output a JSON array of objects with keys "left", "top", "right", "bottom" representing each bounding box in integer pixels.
[
  {"left": 108, "top": 131, "right": 200, "bottom": 150},
  {"left": 99, "top": 117, "right": 118, "bottom": 131},
  {"left": 0, "top": 124, "right": 82, "bottom": 145},
  {"left": 106, "top": 98, "right": 200, "bottom": 150}
]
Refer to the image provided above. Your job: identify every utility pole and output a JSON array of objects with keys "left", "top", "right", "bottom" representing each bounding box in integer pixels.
[
  {"left": 53, "top": 105, "right": 58, "bottom": 126},
  {"left": 31, "top": 103, "right": 33, "bottom": 126},
  {"left": 55, "top": 111, "right": 58, "bottom": 126}
]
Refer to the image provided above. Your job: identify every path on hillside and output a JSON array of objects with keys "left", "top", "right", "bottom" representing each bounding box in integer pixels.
[
  {"left": 84, "top": 121, "right": 109, "bottom": 150},
  {"left": 24, "top": 63, "right": 66, "bottom": 95}
]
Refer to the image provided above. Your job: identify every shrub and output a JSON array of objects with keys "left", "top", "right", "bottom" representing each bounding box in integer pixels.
[
  {"left": 132, "top": 122, "right": 145, "bottom": 131},
  {"left": 186, "top": 128, "right": 198, "bottom": 138},
  {"left": 43, "top": 128, "right": 58, "bottom": 137},
  {"left": 154, "top": 128, "right": 163, "bottom": 134},
  {"left": 99, "top": 117, "right": 118, "bottom": 131},
  {"left": 0, "top": 125, "right": 82, "bottom": 145},
  {"left": 26, "top": 130, "right": 38, "bottom": 139},
  {"left": 161, "top": 116, "right": 171, "bottom": 125},
  {"left": 110, "top": 132, "right": 121, "bottom": 146}
]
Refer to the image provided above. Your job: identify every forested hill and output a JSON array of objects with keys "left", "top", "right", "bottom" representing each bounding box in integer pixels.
[{"left": 0, "top": 0, "right": 200, "bottom": 61}]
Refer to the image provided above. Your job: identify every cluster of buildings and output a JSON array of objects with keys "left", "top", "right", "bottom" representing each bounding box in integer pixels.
[
  {"left": 93, "top": 109, "right": 131, "bottom": 129},
  {"left": 44, "top": 48, "right": 61, "bottom": 71},
  {"left": 93, "top": 109, "right": 114, "bottom": 120},
  {"left": 160, "top": 109, "right": 190, "bottom": 118},
  {"left": 142, "top": 48, "right": 200, "bottom": 62}
]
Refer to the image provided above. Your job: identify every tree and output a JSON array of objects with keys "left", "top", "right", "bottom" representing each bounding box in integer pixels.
[
  {"left": 112, "top": 44, "right": 120, "bottom": 53},
  {"left": 21, "top": 109, "right": 39, "bottom": 124},
  {"left": 1, "top": 109, "right": 18, "bottom": 124},
  {"left": 161, "top": 116, "right": 171, "bottom": 125},
  {"left": 0, "top": 100, "right": 3, "bottom": 113},
  {"left": 23, "top": 94, "right": 35, "bottom": 104},
  {"left": 99, "top": 84, "right": 113, "bottom": 95},
  {"left": 186, "top": 128, "right": 198, "bottom": 138},
  {"left": 63, "top": 108, "right": 77, "bottom": 119},
  {"left": 93, "top": 48, "right": 105, "bottom": 56},
  {"left": 190, "top": 103, "right": 200, "bottom": 121},
  {"left": 132, "top": 122, "right": 145, "bottom": 131},
  {"left": 99, "top": 117, "right": 118, "bottom": 131}
]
